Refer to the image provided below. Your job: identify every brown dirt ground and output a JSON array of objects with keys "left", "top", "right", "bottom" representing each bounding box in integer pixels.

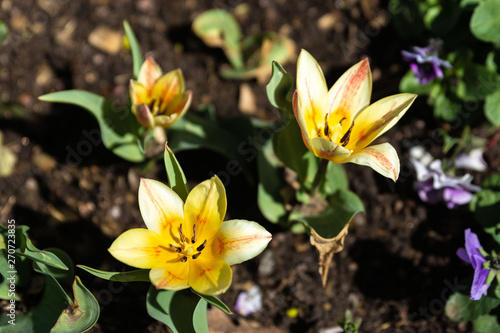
[{"left": 0, "top": 0, "right": 487, "bottom": 332}]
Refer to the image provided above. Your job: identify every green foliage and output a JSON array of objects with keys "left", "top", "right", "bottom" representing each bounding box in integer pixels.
[
  {"left": 39, "top": 90, "right": 145, "bottom": 162},
  {"left": 146, "top": 286, "right": 209, "bottom": 333},
  {"left": 445, "top": 291, "right": 500, "bottom": 322},
  {"left": 485, "top": 87, "right": 500, "bottom": 126},
  {"left": 164, "top": 143, "right": 189, "bottom": 202},
  {"left": 337, "top": 309, "right": 362, "bottom": 333},
  {"left": 473, "top": 314, "right": 500, "bottom": 333},
  {"left": 0, "top": 20, "right": 8, "bottom": 46},
  {"left": 470, "top": 0, "right": 500, "bottom": 43},
  {"left": 123, "top": 20, "right": 143, "bottom": 80},
  {"left": 0, "top": 225, "right": 99, "bottom": 332},
  {"left": 192, "top": 9, "right": 295, "bottom": 82},
  {"left": 77, "top": 265, "right": 151, "bottom": 282}
]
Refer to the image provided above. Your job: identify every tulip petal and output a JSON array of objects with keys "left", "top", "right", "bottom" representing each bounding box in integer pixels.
[
  {"left": 138, "top": 56, "right": 163, "bottom": 91},
  {"left": 296, "top": 50, "right": 329, "bottom": 136},
  {"left": 155, "top": 90, "right": 192, "bottom": 128},
  {"left": 343, "top": 142, "right": 400, "bottom": 181},
  {"left": 150, "top": 264, "right": 190, "bottom": 291},
  {"left": 213, "top": 220, "right": 272, "bottom": 265},
  {"left": 108, "top": 228, "right": 177, "bottom": 269},
  {"left": 184, "top": 176, "right": 226, "bottom": 242},
  {"left": 347, "top": 93, "right": 417, "bottom": 151},
  {"left": 189, "top": 257, "right": 232, "bottom": 295},
  {"left": 293, "top": 91, "right": 313, "bottom": 149},
  {"left": 310, "top": 136, "right": 352, "bottom": 163},
  {"left": 135, "top": 104, "right": 155, "bottom": 129},
  {"left": 129, "top": 80, "right": 151, "bottom": 107},
  {"left": 152, "top": 69, "right": 184, "bottom": 115},
  {"left": 326, "top": 58, "right": 372, "bottom": 125},
  {"left": 139, "top": 178, "right": 184, "bottom": 236}
]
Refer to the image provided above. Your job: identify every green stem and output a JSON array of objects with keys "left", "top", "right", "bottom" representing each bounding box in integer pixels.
[{"left": 311, "top": 159, "right": 329, "bottom": 191}]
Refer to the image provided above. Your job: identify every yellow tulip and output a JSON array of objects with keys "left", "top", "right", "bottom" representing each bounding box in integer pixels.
[
  {"left": 109, "top": 176, "right": 272, "bottom": 295},
  {"left": 293, "top": 49, "right": 417, "bottom": 181},
  {"left": 130, "top": 56, "right": 192, "bottom": 129}
]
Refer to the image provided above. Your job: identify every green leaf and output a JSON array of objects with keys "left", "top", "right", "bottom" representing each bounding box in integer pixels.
[
  {"left": 77, "top": 265, "right": 150, "bottom": 282},
  {"left": 191, "top": 289, "right": 232, "bottom": 314},
  {"left": 18, "top": 237, "right": 68, "bottom": 270},
  {"left": 32, "top": 248, "right": 74, "bottom": 285},
  {"left": 164, "top": 143, "right": 189, "bottom": 202},
  {"left": 51, "top": 276, "right": 100, "bottom": 333},
  {"left": 474, "top": 314, "right": 500, "bottom": 333},
  {"left": 266, "top": 61, "right": 293, "bottom": 113},
  {"left": 146, "top": 286, "right": 209, "bottom": 333},
  {"left": 399, "top": 71, "right": 433, "bottom": 95},
  {"left": 257, "top": 140, "right": 287, "bottom": 223},
  {"left": 470, "top": 0, "right": 500, "bottom": 43},
  {"left": 485, "top": 87, "right": 500, "bottom": 127},
  {"left": 320, "top": 162, "right": 348, "bottom": 196},
  {"left": 123, "top": 20, "right": 143, "bottom": 80},
  {"left": 39, "top": 90, "right": 145, "bottom": 162},
  {"left": 0, "top": 20, "right": 8, "bottom": 46},
  {"left": 470, "top": 190, "right": 500, "bottom": 243},
  {"left": 192, "top": 9, "right": 243, "bottom": 69},
  {"left": 445, "top": 292, "right": 500, "bottom": 322},
  {"left": 0, "top": 277, "right": 66, "bottom": 332},
  {"left": 290, "top": 189, "right": 365, "bottom": 239},
  {"left": 456, "top": 64, "right": 499, "bottom": 102}
]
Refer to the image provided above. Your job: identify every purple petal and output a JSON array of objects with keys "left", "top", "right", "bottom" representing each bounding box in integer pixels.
[
  {"left": 443, "top": 188, "right": 474, "bottom": 207},
  {"left": 464, "top": 229, "right": 484, "bottom": 268},
  {"left": 457, "top": 248, "right": 471, "bottom": 264},
  {"left": 470, "top": 266, "right": 490, "bottom": 300}
]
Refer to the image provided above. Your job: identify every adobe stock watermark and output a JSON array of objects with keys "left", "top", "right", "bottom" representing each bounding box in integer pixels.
[{"left": 408, "top": 277, "right": 467, "bottom": 322}]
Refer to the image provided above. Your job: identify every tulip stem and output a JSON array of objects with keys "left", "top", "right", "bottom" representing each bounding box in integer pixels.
[{"left": 311, "top": 159, "right": 329, "bottom": 191}]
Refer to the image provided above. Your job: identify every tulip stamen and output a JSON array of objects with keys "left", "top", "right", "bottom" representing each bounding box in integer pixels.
[
  {"left": 179, "top": 224, "right": 186, "bottom": 243},
  {"left": 192, "top": 224, "right": 197, "bottom": 244},
  {"left": 197, "top": 240, "right": 207, "bottom": 252},
  {"left": 180, "top": 256, "right": 188, "bottom": 263},
  {"left": 340, "top": 122, "right": 354, "bottom": 147},
  {"left": 192, "top": 252, "right": 201, "bottom": 260},
  {"left": 169, "top": 244, "right": 182, "bottom": 253}
]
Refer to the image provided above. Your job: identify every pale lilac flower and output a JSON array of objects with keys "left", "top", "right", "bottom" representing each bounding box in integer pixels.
[
  {"left": 411, "top": 159, "right": 480, "bottom": 209},
  {"left": 457, "top": 229, "right": 490, "bottom": 300},
  {"left": 235, "top": 286, "right": 262, "bottom": 316},
  {"left": 455, "top": 148, "right": 488, "bottom": 172},
  {"left": 402, "top": 40, "right": 451, "bottom": 85}
]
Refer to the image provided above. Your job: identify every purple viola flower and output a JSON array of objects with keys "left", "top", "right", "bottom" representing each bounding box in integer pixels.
[
  {"left": 457, "top": 229, "right": 490, "bottom": 300},
  {"left": 402, "top": 40, "right": 452, "bottom": 85},
  {"left": 411, "top": 159, "right": 480, "bottom": 209}
]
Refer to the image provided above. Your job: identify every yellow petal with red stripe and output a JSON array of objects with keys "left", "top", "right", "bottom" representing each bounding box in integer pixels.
[
  {"left": 150, "top": 264, "right": 190, "bottom": 291},
  {"left": 188, "top": 256, "right": 232, "bottom": 295},
  {"left": 343, "top": 142, "right": 400, "bottom": 182}
]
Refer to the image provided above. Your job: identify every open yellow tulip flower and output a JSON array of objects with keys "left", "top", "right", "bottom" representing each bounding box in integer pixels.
[
  {"left": 109, "top": 176, "right": 272, "bottom": 295},
  {"left": 293, "top": 49, "right": 417, "bottom": 181},
  {"left": 130, "top": 56, "right": 192, "bottom": 129}
]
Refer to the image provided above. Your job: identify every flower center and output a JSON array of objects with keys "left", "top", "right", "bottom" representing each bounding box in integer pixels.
[
  {"left": 169, "top": 224, "right": 207, "bottom": 262},
  {"left": 320, "top": 115, "right": 354, "bottom": 147}
]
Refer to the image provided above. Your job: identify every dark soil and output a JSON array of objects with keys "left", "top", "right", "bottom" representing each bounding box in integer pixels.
[{"left": 0, "top": 0, "right": 483, "bottom": 332}]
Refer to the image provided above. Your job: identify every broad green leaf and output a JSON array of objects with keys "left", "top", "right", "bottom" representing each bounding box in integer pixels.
[
  {"left": 290, "top": 189, "right": 365, "bottom": 239},
  {"left": 266, "top": 61, "right": 293, "bottom": 113},
  {"left": 473, "top": 314, "right": 500, "bottom": 333},
  {"left": 446, "top": 291, "right": 500, "bottom": 322},
  {"left": 191, "top": 289, "right": 231, "bottom": 314},
  {"left": 77, "top": 265, "right": 150, "bottom": 282},
  {"left": 257, "top": 140, "right": 287, "bottom": 223},
  {"left": 428, "top": 2, "right": 462, "bottom": 35},
  {"left": 192, "top": 9, "right": 243, "bottom": 69},
  {"left": 17, "top": 237, "right": 68, "bottom": 270},
  {"left": 470, "top": 0, "right": 500, "bottom": 43},
  {"left": 164, "top": 143, "right": 189, "bottom": 202},
  {"left": 39, "top": 90, "right": 145, "bottom": 162},
  {"left": 321, "top": 162, "right": 348, "bottom": 196},
  {"left": 399, "top": 71, "right": 433, "bottom": 95},
  {"left": 485, "top": 87, "right": 500, "bottom": 127},
  {"left": 51, "top": 276, "right": 100, "bottom": 333},
  {"left": 146, "top": 286, "right": 209, "bottom": 333},
  {"left": 32, "top": 248, "right": 74, "bottom": 285},
  {"left": 456, "top": 64, "right": 499, "bottom": 102},
  {"left": 123, "top": 20, "right": 143, "bottom": 80},
  {"left": 0, "top": 20, "right": 7, "bottom": 46},
  {"left": 0, "top": 277, "right": 66, "bottom": 332}
]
